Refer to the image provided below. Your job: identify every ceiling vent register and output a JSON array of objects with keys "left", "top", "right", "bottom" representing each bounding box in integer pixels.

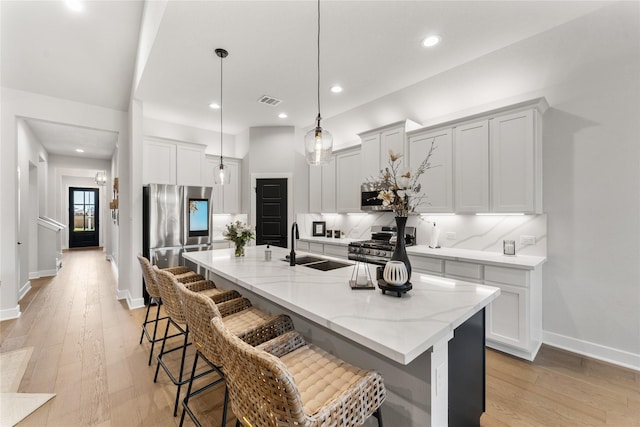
[{"left": 257, "top": 95, "right": 282, "bottom": 107}]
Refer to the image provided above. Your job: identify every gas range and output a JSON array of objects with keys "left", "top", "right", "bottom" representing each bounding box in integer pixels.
[{"left": 347, "top": 226, "right": 416, "bottom": 266}]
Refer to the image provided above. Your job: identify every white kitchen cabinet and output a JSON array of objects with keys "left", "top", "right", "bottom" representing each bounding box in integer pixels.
[
  {"left": 358, "top": 120, "right": 421, "bottom": 183},
  {"left": 490, "top": 109, "right": 542, "bottom": 213},
  {"left": 360, "top": 133, "right": 380, "bottom": 181},
  {"left": 408, "top": 252, "right": 543, "bottom": 361},
  {"left": 143, "top": 139, "right": 177, "bottom": 185},
  {"left": 454, "top": 120, "right": 490, "bottom": 213},
  {"left": 309, "top": 156, "right": 336, "bottom": 213},
  {"left": 484, "top": 265, "right": 541, "bottom": 361},
  {"left": 177, "top": 144, "right": 205, "bottom": 186},
  {"left": 205, "top": 156, "right": 241, "bottom": 214},
  {"left": 408, "top": 128, "right": 453, "bottom": 213},
  {"left": 336, "top": 149, "right": 362, "bottom": 213},
  {"left": 323, "top": 243, "right": 348, "bottom": 259}
]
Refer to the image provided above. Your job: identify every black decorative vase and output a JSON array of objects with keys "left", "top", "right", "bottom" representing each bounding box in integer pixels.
[{"left": 390, "top": 216, "right": 411, "bottom": 283}]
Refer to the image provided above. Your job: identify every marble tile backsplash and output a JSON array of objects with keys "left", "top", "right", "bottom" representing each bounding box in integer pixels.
[{"left": 297, "top": 212, "right": 547, "bottom": 257}]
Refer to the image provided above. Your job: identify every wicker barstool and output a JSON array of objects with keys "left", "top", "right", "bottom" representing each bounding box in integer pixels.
[
  {"left": 137, "top": 254, "right": 208, "bottom": 365},
  {"left": 211, "top": 316, "right": 387, "bottom": 427},
  {"left": 153, "top": 267, "right": 241, "bottom": 416}
]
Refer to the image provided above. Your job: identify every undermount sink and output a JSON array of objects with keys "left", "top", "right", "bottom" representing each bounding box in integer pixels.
[
  {"left": 283, "top": 255, "right": 325, "bottom": 265},
  {"left": 303, "top": 260, "right": 352, "bottom": 271},
  {"left": 282, "top": 255, "right": 352, "bottom": 271}
]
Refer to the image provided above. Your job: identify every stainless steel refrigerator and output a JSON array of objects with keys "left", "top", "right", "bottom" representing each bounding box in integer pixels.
[{"left": 142, "top": 184, "right": 214, "bottom": 281}]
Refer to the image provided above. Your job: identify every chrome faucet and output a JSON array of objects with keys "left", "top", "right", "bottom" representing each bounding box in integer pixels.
[{"left": 289, "top": 222, "right": 299, "bottom": 266}]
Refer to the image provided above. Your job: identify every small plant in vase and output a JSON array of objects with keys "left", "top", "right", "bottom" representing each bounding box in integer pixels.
[{"left": 223, "top": 221, "right": 255, "bottom": 257}]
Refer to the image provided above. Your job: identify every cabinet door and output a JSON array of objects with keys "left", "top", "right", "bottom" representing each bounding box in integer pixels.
[
  {"left": 177, "top": 145, "right": 205, "bottom": 186},
  {"left": 143, "top": 140, "right": 176, "bottom": 185},
  {"left": 410, "top": 129, "right": 453, "bottom": 213},
  {"left": 222, "top": 160, "right": 240, "bottom": 213},
  {"left": 321, "top": 157, "right": 336, "bottom": 212},
  {"left": 336, "top": 150, "right": 362, "bottom": 212},
  {"left": 380, "top": 126, "right": 405, "bottom": 167},
  {"left": 360, "top": 133, "right": 381, "bottom": 182},
  {"left": 454, "top": 120, "right": 489, "bottom": 212},
  {"left": 490, "top": 110, "right": 535, "bottom": 213},
  {"left": 205, "top": 157, "right": 224, "bottom": 213},
  {"left": 485, "top": 282, "right": 529, "bottom": 351},
  {"left": 309, "top": 165, "right": 322, "bottom": 213}
]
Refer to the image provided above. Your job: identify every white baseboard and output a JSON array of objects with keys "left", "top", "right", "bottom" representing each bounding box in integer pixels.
[
  {"left": 543, "top": 330, "right": 640, "bottom": 372},
  {"left": 116, "top": 289, "right": 128, "bottom": 300},
  {"left": 0, "top": 305, "right": 21, "bottom": 321},
  {"left": 126, "top": 293, "right": 145, "bottom": 310},
  {"left": 18, "top": 281, "right": 32, "bottom": 301}
]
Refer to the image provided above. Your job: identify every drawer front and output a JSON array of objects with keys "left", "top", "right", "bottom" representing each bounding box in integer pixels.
[
  {"left": 309, "top": 242, "right": 324, "bottom": 254},
  {"left": 485, "top": 265, "right": 528, "bottom": 287},
  {"left": 410, "top": 255, "right": 444, "bottom": 274},
  {"left": 323, "top": 244, "right": 348, "bottom": 259},
  {"left": 297, "top": 241, "right": 310, "bottom": 251},
  {"left": 445, "top": 260, "right": 482, "bottom": 280}
]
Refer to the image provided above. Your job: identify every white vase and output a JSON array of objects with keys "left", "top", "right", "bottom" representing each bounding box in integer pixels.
[{"left": 383, "top": 261, "right": 408, "bottom": 286}]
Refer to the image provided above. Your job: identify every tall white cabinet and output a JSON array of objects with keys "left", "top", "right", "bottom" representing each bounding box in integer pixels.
[
  {"left": 204, "top": 156, "right": 241, "bottom": 214},
  {"left": 309, "top": 156, "right": 336, "bottom": 213},
  {"left": 454, "top": 120, "right": 490, "bottom": 212},
  {"left": 336, "top": 148, "right": 361, "bottom": 213}
]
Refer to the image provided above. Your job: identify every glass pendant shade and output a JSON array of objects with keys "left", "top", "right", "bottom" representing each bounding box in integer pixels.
[
  {"left": 214, "top": 162, "right": 230, "bottom": 185},
  {"left": 304, "top": 123, "right": 333, "bottom": 165}
]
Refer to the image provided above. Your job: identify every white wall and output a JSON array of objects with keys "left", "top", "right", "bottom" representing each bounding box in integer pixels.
[
  {"left": 321, "top": 2, "right": 640, "bottom": 366},
  {"left": 143, "top": 117, "right": 236, "bottom": 157}
]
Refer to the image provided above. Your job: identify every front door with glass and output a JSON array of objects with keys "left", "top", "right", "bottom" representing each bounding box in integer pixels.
[{"left": 69, "top": 187, "right": 100, "bottom": 248}]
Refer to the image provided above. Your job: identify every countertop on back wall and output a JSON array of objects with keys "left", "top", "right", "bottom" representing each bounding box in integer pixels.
[{"left": 299, "top": 236, "right": 546, "bottom": 269}]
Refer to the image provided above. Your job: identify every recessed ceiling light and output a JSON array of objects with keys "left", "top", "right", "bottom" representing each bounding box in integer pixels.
[
  {"left": 65, "top": 0, "right": 84, "bottom": 12},
  {"left": 422, "top": 35, "right": 441, "bottom": 48},
  {"left": 330, "top": 85, "right": 343, "bottom": 93},
  {"left": 209, "top": 102, "right": 220, "bottom": 109},
  {"left": 278, "top": 113, "right": 288, "bottom": 119},
  {"left": 75, "top": 148, "right": 84, "bottom": 153}
]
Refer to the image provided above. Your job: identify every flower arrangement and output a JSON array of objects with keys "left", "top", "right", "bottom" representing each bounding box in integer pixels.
[
  {"left": 222, "top": 221, "right": 255, "bottom": 256},
  {"left": 369, "top": 139, "right": 436, "bottom": 217}
]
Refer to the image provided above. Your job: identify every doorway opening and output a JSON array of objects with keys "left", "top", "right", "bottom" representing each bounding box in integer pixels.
[
  {"left": 69, "top": 187, "right": 100, "bottom": 248},
  {"left": 255, "top": 178, "right": 288, "bottom": 248}
]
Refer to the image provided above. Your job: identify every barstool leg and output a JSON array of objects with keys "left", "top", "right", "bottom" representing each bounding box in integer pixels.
[
  {"left": 173, "top": 327, "right": 190, "bottom": 416},
  {"left": 154, "top": 320, "right": 171, "bottom": 382},
  {"left": 139, "top": 302, "right": 152, "bottom": 344},
  {"left": 179, "top": 350, "right": 199, "bottom": 427},
  {"left": 222, "top": 386, "right": 229, "bottom": 427},
  {"left": 375, "top": 407, "right": 383, "bottom": 427},
  {"left": 148, "top": 302, "right": 162, "bottom": 365}
]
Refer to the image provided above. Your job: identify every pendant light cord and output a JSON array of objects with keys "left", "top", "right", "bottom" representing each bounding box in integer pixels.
[
  {"left": 220, "top": 51, "right": 224, "bottom": 163},
  {"left": 316, "top": 0, "right": 321, "bottom": 123}
]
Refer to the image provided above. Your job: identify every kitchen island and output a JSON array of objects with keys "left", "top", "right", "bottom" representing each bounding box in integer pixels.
[{"left": 183, "top": 245, "right": 500, "bottom": 427}]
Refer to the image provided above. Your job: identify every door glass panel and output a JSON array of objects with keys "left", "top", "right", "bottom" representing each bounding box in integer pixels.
[{"left": 73, "top": 190, "right": 96, "bottom": 231}]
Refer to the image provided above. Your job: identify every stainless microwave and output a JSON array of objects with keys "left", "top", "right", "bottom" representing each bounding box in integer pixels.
[{"left": 361, "top": 183, "right": 391, "bottom": 211}]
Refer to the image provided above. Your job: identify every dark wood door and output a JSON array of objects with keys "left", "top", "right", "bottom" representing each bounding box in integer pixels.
[
  {"left": 69, "top": 187, "right": 100, "bottom": 248},
  {"left": 256, "top": 178, "right": 287, "bottom": 248}
]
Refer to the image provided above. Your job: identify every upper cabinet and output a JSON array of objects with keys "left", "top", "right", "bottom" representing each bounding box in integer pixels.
[
  {"left": 336, "top": 148, "right": 362, "bottom": 213},
  {"left": 407, "top": 97, "right": 547, "bottom": 214},
  {"left": 358, "top": 120, "right": 421, "bottom": 182},
  {"left": 204, "top": 156, "right": 241, "bottom": 214},
  {"left": 454, "top": 120, "right": 490, "bottom": 213},
  {"left": 309, "top": 156, "right": 336, "bottom": 213},
  {"left": 408, "top": 128, "right": 454, "bottom": 213},
  {"left": 490, "top": 109, "right": 540, "bottom": 213},
  {"left": 143, "top": 138, "right": 206, "bottom": 186}
]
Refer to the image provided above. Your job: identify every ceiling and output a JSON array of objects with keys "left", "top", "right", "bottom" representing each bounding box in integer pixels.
[{"left": 1, "top": 0, "right": 608, "bottom": 159}]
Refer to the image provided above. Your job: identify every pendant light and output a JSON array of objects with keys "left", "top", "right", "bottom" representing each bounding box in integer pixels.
[
  {"left": 214, "top": 48, "right": 230, "bottom": 185},
  {"left": 304, "top": 0, "right": 333, "bottom": 166}
]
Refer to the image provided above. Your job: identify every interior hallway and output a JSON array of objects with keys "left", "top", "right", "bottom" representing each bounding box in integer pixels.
[{"left": 0, "top": 248, "right": 637, "bottom": 426}]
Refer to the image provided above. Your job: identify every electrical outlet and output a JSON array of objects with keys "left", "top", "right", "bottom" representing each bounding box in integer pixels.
[
  {"left": 446, "top": 232, "right": 456, "bottom": 240},
  {"left": 520, "top": 235, "right": 535, "bottom": 245}
]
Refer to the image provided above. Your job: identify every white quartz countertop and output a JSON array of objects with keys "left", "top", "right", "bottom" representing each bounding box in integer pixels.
[
  {"left": 300, "top": 236, "right": 546, "bottom": 269},
  {"left": 183, "top": 246, "right": 500, "bottom": 365}
]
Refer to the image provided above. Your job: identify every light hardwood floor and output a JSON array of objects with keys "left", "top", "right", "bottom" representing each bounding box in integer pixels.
[{"left": 1, "top": 248, "right": 638, "bottom": 426}]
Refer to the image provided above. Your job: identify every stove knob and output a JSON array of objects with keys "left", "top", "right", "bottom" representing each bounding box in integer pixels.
[
  {"left": 378, "top": 250, "right": 385, "bottom": 256},
  {"left": 365, "top": 249, "right": 371, "bottom": 255}
]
